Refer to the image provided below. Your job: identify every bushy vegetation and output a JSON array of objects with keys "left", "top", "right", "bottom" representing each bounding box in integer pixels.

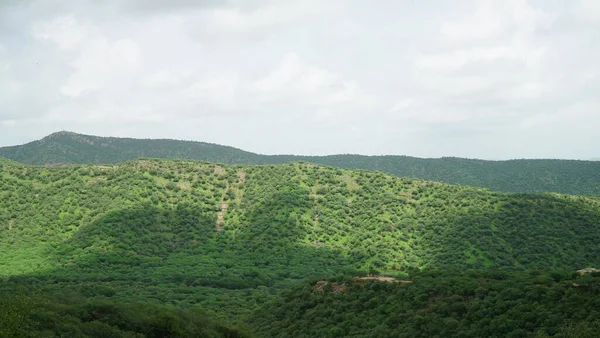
[
  {"left": 0, "top": 287, "right": 246, "bottom": 337},
  {"left": 2, "top": 131, "right": 600, "bottom": 196},
  {"left": 251, "top": 270, "right": 600, "bottom": 337},
  {"left": 2, "top": 157, "right": 600, "bottom": 336}
]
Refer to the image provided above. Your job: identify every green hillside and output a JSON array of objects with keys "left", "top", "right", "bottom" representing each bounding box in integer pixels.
[
  {"left": 2, "top": 131, "right": 600, "bottom": 196},
  {"left": 2, "top": 158, "right": 600, "bottom": 336}
]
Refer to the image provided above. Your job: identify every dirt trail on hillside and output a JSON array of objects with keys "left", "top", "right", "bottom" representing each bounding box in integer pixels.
[
  {"left": 216, "top": 202, "right": 228, "bottom": 232},
  {"left": 237, "top": 170, "right": 246, "bottom": 183},
  {"left": 354, "top": 275, "right": 413, "bottom": 284}
]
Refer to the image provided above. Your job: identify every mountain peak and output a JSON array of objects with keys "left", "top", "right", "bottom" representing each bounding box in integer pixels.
[
  {"left": 43, "top": 131, "right": 78, "bottom": 139},
  {"left": 41, "top": 131, "right": 99, "bottom": 146}
]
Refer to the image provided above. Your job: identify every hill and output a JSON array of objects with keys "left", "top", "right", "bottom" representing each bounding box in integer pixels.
[
  {"left": 0, "top": 131, "right": 263, "bottom": 165},
  {"left": 2, "top": 131, "right": 600, "bottom": 196},
  {"left": 2, "top": 158, "right": 600, "bottom": 332}
]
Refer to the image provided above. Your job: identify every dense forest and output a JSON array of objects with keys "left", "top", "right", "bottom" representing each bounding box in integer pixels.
[
  {"left": 1, "top": 157, "right": 600, "bottom": 336},
  {"left": 2, "top": 131, "right": 600, "bottom": 196},
  {"left": 252, "top": 270, "right": 600, "bottom": 337}
]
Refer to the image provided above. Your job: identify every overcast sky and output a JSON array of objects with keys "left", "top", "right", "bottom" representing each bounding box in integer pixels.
[{"left": 1, "top": 0, "right": 599, "bottom": 159}]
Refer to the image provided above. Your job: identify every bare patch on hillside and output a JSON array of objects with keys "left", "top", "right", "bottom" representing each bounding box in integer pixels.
[
  {"left": 309, "top": 184, "right": 320, "bottom": 201},
  {"left": 216, "top": 202, "right": 228, "bottom": 232},
  {"left": 132, "top": 160, "right": 155, "bottom": 169},
  {"left": 70, "top": 134, "right": 96, "bottom": 145},
  {"left": 354, "top": 275, "right": 413, "bottom": 284},
  {"left": 237, "top": 170, "right": 246, "bottom": 183},
  {"left": 343, "top": 172, "right": 360, "bottom": 191},
  {"left": 577, "top": 268, "right": 600, "bottom": 275},
  {"left": 44, "top": 163, "right": 72, "bottom": 167},
  {"left": 214, "top": 165, "right": 226, "bottom": 175},
  {"left": 313, "top": 276, "right": 412, "bottom": 294},
  {"left": 177, "top": 182, "right": 191, "bottom": 190},
  {"left": 314, "top": 281, "right": 347, "bottom": 293},
  {"left": 87, "top": 177, "right": 107, "bottom": 184},
  {"left": 299, "top": 163, "right": 316, "bottom": 169}
]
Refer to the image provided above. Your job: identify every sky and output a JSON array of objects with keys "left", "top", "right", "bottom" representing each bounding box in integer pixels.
[{"left": 1, "top": 0, "right": 599, "bottom": 159}]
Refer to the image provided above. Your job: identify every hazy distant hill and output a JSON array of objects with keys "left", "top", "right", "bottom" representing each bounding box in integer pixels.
[
  {"left": 0, "top": 131, "right": 263, "bottom": 165},
  {"left": 2, "top": 131, "right": 600, "bottom": 196}
]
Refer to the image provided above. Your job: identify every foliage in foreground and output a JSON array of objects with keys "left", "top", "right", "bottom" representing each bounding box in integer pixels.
[
  {"left": 4, "top": 272, "right": 600, "bottom": 337},
  {"left": 251, "top": 270, "right": 600, "bottom": 338},
  {"left": 0, "top": 288, "right": 247, "bottom": 338}
]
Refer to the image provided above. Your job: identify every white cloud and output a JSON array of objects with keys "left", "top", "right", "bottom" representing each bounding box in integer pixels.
[
  {"left": 187, "top": 0, "right": 340, "bottom": 43},
  {"left": 142, "top": 70, "right": 187, "bottom": 89},
  {"left": 576, "top": 0, "right": 600, "bottom": 23},
  {"left": 406, "top": 0, "right": 559, "bottom": 129},
  {"left": 184, "top": 72, "right": 239, "bottom": 108},
  {"left": 388, "top": 99, "right": 415, "bottom": 114},
  {"left": 60, "top": 37, "right": 141, "bottom": 97},
  {"left": 1, "top": 120, "right": 17, "bottom": 127},
  {"left": 250, "top": 53, "right": 373, "bottom": 110},
  {"left": 32, "top": 16, "right": 88, "bottom": 50},
  {"left": 252, "top": 53, "right": 336, "bottom": 96},
  {"left": 417, "top": 46, "right": 514, "bottom": 72},
  {"left": 33, "top": 17, "right": 142, "bottom": 98},
  {"left": 0, "top": 0, "right": 599, "bottom": 159},
  {"left": 440, "top": 0, "right": 552, "bottom": 41}
]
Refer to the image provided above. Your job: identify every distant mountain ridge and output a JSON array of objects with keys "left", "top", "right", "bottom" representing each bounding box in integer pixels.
[
  {"left": 0, "top": 131, "right": 262, "bottom": 165},
  {"left": 2, "top": 131, "right": 600, "bottom": 196}
]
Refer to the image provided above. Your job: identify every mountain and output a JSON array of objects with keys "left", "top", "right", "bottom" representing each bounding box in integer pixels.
[
  {"left": 2, "top": 131, "right": 600, "bottom": 196},
  {"left": 2, "top": 158, "right": 600, "bottom": 335},
  {"left": 0, "top": 131, "right": 263, "bottom": 165}
]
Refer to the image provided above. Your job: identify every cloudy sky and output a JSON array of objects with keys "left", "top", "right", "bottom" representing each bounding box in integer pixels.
[{"left": 1, "top": 0, "right": 599, "bottom": 159}]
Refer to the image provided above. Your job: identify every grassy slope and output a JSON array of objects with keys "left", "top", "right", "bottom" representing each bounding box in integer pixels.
[
  {"left": 2, "top": 131, "right": 600, "bottom": 196},
  {"left": 2, "top": 158, "right": 600, "bottom": 326}
]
